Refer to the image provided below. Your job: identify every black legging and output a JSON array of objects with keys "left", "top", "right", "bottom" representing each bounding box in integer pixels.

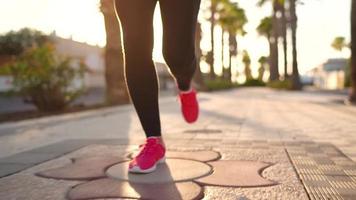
[{"left": 114, "top": 0, "right": 201, "bottom": 137}]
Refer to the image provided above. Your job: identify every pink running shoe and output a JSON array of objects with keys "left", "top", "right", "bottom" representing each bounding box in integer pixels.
[
  {"left": 179, "top": 88, "right": 199, "bottom": 123},
  {"left": 128, "top": 137, "right": 166, "bottom": 173}
]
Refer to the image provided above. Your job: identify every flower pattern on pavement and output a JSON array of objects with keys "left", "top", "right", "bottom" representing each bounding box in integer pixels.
[{"left": 36, "top": 150, "right": 276, "bottom": 200}]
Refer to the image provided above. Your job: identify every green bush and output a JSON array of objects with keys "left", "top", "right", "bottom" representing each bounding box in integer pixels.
[
  {"left": 267, "top": 79, "right": 293, "bottom": 90},
  {"left": 2, "top": 44, "right": 87, "bottom": 112},
  {"left": 242, "top": 79, "right": 266, "bottom": 87},
  {"left": 0, "top": 28, "right": 49, "bottom": 56},
  {"left": 0, "top": 66, "right": 11, "bottom": 75},
  {"left": 205, "top": 79, "right": 239, "bottom": 91}
]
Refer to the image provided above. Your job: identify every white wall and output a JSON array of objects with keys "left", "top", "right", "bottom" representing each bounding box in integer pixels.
[{"left": 0, "top": 76, "right": 13, "bottom": 92}]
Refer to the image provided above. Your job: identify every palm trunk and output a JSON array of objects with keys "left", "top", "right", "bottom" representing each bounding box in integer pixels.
[
  {"left": 267, "top": 33, "right": 273, "bottom": 79},
  {"left": 350, "top": 0, "right": 356, "bottom": 102},
  {"left": 245, "top": 64, "right": 252, "bottom": 80},
  {"left": 209, "top": 2, "right": 216, "bottom": 80},
  {"left": 281, "top": 5, "right": 288, "bottom": 78},
  {"left": 228, "top": 53, "right": 232, "bottom": 82},
  {"left": 228, "top": 33, "right": 236, "bottom": 83},
  {"left": 270, "top": 2, "right": 280, "bottom": 81},
  {"left": 289, "top": 0, "right": 302, "bottom": 90},
  {"left": 193, "top": 22, "right": 208, "bottom": 91},
  {"left": 101, "top": 0, "right": 129, "bottom": 104},
  {"left": 221, "top": 28, "right": 224, "bottom": 77},
  {"left": 258, "top": 64, "right": 265, "bottom": 80}
]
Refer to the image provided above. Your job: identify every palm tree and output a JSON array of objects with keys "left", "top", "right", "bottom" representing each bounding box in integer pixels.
[
  {"left": 350, "top": 0, "right": 356, "bottom": 102},
  {"left": 207, "top": 0, "right": 232, "bottom": 80},
  {"left": 279, "top": 2, "right": 288, "bottom": 78},
  {"left": 221, "top": 27, "right": 225, "bottom": 76},
  {"left": 100, "top": 0, "right": 129, "bottom": 104},
  {"left": 289, "top": 0, "right": 301, "bottom": 90},
  {"left": 270, "top": 2, "right": 280, "bottom": 81},
  {"left": 258, "top": 0, "right": 282, "bottom": 81},
  {"left": 258, "top": 56, "right": 268, "bottom": 81},
  {"left": 257, "top": 17, "right": 274, "bottom": 80},
  {"left": 242, "top": 50, "right": 252, "bottom": 80},
  {"left": 217, "top": 1, "right": 247, "bottom": 82},
  {"left": 228, "top": 33, "right": 238, "bottom": 81},
  {"left": 331, "top": 36, "right": 351, "bottom": 88},
  {"left": 193, "top": 22, "right": 208, "bottom": 91},
  {"left": 208, "top": 0, "right": 218, "bottom": 79},
  {"left": 332, "top": 37, "right": 349, "bottom": 51}
]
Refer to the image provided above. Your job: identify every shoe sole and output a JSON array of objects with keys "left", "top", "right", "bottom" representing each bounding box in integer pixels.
[{"left": 128, "top": 156, "right": 166, "bottom": 174}]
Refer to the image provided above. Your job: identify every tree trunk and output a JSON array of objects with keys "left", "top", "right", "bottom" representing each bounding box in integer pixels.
[
  {"left": 245, "top": 64, "right": 252, "bottom": 80},
  {"left": 228, "top": 53, "right": 232, "bottom": 82},
  {"left": 101, "top": 0, "right": 129, "bottom": 104},
  {"left": 267, "top": 33, "right": 273, "bottom": 80},
  {"left": 289, "top": 0, "right": 302, "bottom": 90},
  {"left": 228, "top": 32, "right": 237, "bottom": 83},
  {"left": 193, "top": 22, "right": 208, "bottom": 91},
  {"left": 209, "top": 2, "right": 216, "bottom": 80},
  {"left": 258, "top": 64, "right": 265, "bottom": 81},
  {"left": 221, "top": 28, "right": 224, "bottom": 72},
  {"left": 281, "top": 4, "right": 288, "bottom": 78},
  {"left": 350, "top": 0, "right": 356, "bottom": 102},
  {"left": 269, "top": 2, "right": 280, "bottom": 81}
]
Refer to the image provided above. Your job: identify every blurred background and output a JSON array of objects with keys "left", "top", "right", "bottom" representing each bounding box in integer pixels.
[{"left": 0, "top": 0, "right": 354, "bottom": 121}]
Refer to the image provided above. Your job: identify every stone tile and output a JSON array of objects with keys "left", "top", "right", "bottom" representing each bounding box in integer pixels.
[
  {"left": 68, "top": 178, "right": 204, "bottom": 200},
  {"left": 129, "top": 150, "right": 221, "bottom": 162},
  {"left": 0, "top": 163, "right": 31, "bottom": 177},
  {"left": 331, "top": 157, "right": 355, "bottom": 167},
  {"left": 195, "top": 160, "right": 277, "bottom": 187},
  {"left": 288, "top": 143, "right": 356, "bottom": 200},
  {"left": 267, "top": 141, "right": 284, "bottom": 146},
  {"left": 28, "top": 139, "right": 97, "bottom": 154},
  {"left": 36, "top": 156, "right": 128, "bottom": 180},
  {"left": 169, "top": 150, "right": 221, "bottom": 162},
  {"left": 106, "top": 158, "right": 212, "bottom": 184},
  {"left": 183, "top": 129, "right": 223, "bottom": 134},
  {"left": 304, "top": 147, "right": 323, "bottom": 154},
  {"left": 2, "top": 88, "right": 356, "bottom": 199},
  {"left": 313, "top": 157, "right": 335, "bottom": 165},
  {"left": 299, "top": 174, "right": 356, "bottom": 200},
  {"left": 0, "top": 139, "right": 133, "bottom": 178},
  {"left": 0, "top": 152, "right": 58, "bottom": 165}
]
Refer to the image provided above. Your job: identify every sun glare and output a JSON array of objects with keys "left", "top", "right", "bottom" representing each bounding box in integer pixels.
[{"left": 0, "top": 0, "right": 352, "bottom": 75}]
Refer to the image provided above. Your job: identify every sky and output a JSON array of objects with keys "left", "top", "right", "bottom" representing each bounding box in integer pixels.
[{"left": 0, "top": 0, "right": 352, "bottom": 76}]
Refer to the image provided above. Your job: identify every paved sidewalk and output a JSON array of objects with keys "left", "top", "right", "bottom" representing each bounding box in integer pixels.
[{"left": 0, "top": 88, "right": 356, "bottom": 199}]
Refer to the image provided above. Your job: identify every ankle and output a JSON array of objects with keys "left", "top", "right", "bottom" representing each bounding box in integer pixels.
[
  {"left": 176, "top": 79, "right": 192, "bottom": 91},
  {"left": 179, "top": 86, "right": 193, "bottom": 93}
]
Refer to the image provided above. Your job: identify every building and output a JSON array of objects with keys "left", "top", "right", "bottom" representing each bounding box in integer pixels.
[
  {"left": 52, "top": 36, "right": 105, "bottom": 89},
  {"left": 312, "top": 58, "right": 348, "bottom": 90},
  {"left": 0, "top": 35, "right": 173, "bottom": 92},
  {"left": 0, "top": 55, "right": 13, "bottom": 92},
  {"left": 0, "top": 35, "right": 105, "bottom": 92}
]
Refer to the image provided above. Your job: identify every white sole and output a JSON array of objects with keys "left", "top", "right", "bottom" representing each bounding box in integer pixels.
[{"left": 128, "top": 156, "right": 166, "bottom": 174}]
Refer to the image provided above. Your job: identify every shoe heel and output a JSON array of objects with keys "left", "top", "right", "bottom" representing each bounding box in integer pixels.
[{"left": 158, "top": 156, "right": 166, "bottom": 164}]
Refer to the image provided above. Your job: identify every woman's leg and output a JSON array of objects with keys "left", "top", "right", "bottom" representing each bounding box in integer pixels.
[
  {"left": 114, "top": 0, "right": 161, "bottom": 138},
  {"left": 159, "top": 0, "right": 201, "bottom": 91}
]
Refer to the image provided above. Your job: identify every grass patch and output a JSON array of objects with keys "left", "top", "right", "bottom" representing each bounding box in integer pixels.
[
  {"left": 241, "top": 79, "right": 266, "bottom": 87},
  {"left": 266, "top": 79, "right": 293, "bottom": 90},
  {"left": 205, "top": 79, "right": 239, "bottom": 91}
]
